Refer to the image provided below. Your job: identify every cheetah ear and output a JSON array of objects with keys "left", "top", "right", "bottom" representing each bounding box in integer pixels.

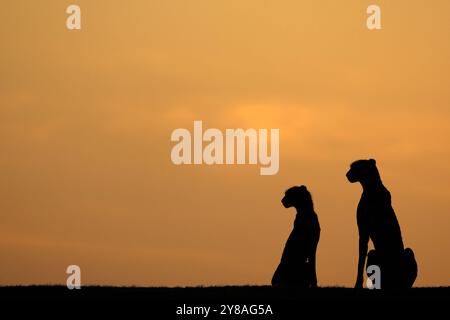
[
  {"left": 369, "top": 159, "right": 376, "bottom": 165},
  {"left": 299, "top": 185, "right": 307, "bottom": 191}
]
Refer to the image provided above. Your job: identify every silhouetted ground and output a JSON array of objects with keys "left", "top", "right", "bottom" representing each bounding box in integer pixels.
[{"left": 1, "top": 286, "right": 449, "bottom": 318}]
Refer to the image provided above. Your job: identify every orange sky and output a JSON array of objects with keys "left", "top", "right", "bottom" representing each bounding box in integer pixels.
[{"left": 0, "top": 0, "right": 449, "bottom": 287}]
